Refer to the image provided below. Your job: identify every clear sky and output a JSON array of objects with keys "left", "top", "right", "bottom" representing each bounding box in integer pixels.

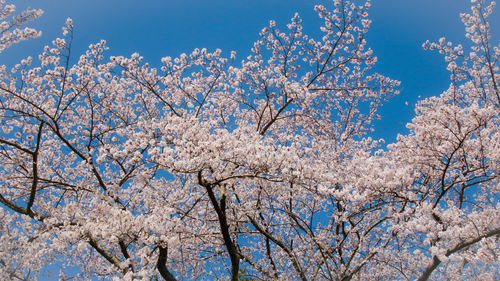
[{"left": 2, "top": 0, "right": 499, "bottom": 144}]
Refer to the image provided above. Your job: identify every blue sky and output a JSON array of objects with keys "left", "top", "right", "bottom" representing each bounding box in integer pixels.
[{"left": 2, "top": 0, "right": 499, "bottom": 143}]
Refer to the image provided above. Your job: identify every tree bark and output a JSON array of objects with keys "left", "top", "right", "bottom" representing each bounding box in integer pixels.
[{"left": 157, "top": 246, "right": 178, "bottom": 281}]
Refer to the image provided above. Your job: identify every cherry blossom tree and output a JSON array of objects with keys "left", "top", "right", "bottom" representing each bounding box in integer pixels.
[
  {"left": 0, "top": 0, "right": 497, "bottom": 281},
  {"left": 0, "top": 0, "right": 42, "bottom": 53},
  {"left": 351, "top": 1, "right": 499, "bottom": 280}
]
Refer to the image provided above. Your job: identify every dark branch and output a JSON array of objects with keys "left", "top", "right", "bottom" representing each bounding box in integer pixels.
[
  {"left": 417, "top": 227, "right": 500, "bottom": 281},
  {"left": 157, "top": 246, "right": 178, "bottom": 281}
]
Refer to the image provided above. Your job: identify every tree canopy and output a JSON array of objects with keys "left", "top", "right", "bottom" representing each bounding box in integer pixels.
[{"left": 0, "top": 0, "right": 498, "bottom": 280}]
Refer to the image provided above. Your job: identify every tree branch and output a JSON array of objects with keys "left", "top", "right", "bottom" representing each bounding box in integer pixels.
[
  {"left": 198, "top": 171, "right": 240, "bottom": 281},
  {"left": 26, "top": 121, "right": 44, "bottom": 214},
  {"left": 156, "top": 246, "right": 178, "bottom": 281},
  {"left": 417, "top": 227, "right": 500, "bottom": 281}
]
